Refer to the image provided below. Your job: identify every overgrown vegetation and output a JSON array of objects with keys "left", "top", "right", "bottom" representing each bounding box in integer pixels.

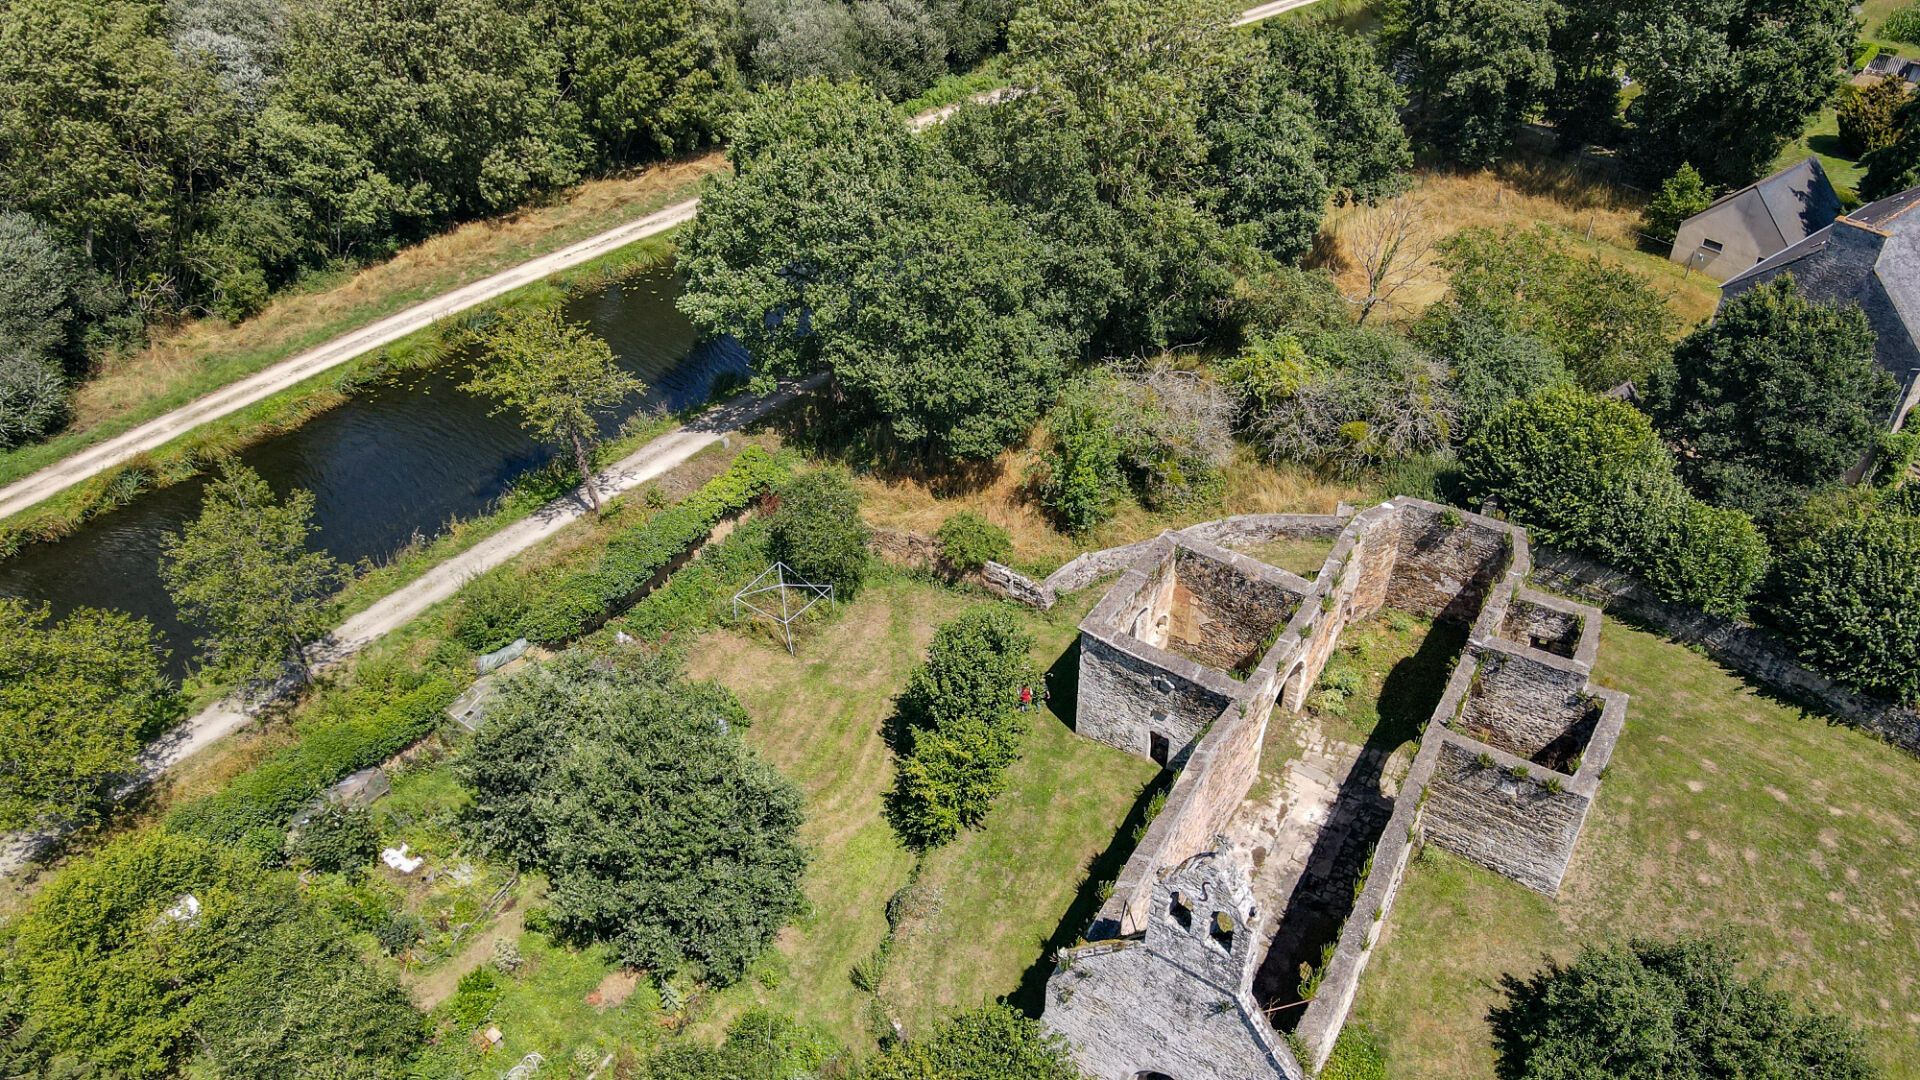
[{"left": 458, "top": 650, "right": 807, "bottom": 986}]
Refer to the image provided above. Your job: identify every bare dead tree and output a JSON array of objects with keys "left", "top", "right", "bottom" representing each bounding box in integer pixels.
[{"left": 1344, "top": 194, "right": 1437, "bottom": 325}]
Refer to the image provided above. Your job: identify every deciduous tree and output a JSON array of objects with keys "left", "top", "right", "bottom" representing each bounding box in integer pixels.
[
  {"left": 464, "top": 305, "right": 641, "bottom": 511},
  {"left": 0, "top": 600, "right": 177, "bottom": 829},
  {"left": 1259, "top": 20, "right": 1411, "bottom": 203},
  {"left": 1386, "top": 0, "right": 1557, "bottom": 166},
  {"left": 458, "top": 651, "right": 807, "bottom": 984},
  {"left": 1647, "top": 276, "right": 1890, "bottom": 519},
  {"left": 160, "top": 461, "right": 347, "bottom": 684}
]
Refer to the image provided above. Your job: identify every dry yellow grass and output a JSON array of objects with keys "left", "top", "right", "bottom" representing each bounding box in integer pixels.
[
  {"left": 855, "top": 443, "right": 1366, "bottom": 571},
  {"left": 69, "top": 153, "right": 728, "bottom": 434},
  {"left": 1320, "top": 162, "right": 1722, "bottom": 329}
]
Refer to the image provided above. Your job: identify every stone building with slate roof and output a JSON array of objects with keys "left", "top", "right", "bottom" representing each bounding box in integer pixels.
[{"left": 1670, "top": 157, "right": 1842, "bottom": 281}]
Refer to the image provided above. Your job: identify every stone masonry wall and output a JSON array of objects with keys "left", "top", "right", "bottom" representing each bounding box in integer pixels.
[
  {"left": 1421, "top": 738, "right": 1595, "bottom": 894},
  {"left": 1532, "top": 547, "right": 1920, "bottom": 755},
  {"left": 1457, "top": 644, "right": 1596, "bottom": 761},
  {"left": 1166, "top": 544, "right": 1303, "bottom": 672},
  {"left": 1386, "top": 507, "right": 1514, "bottom": 622},
  {"left": 1076, "top": 632, "right": 1237, "bottom": 763},
  {"left": 1503, "top": 596, "right": 1585, "bottom": 657}
]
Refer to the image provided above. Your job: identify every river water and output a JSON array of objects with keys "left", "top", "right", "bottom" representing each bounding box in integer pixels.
[{"left": 0, "top": 267, "right": 748, "bottom": 676}]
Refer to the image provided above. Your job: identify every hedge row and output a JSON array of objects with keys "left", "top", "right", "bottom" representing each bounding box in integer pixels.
[
  {"left": 519, "top": 447, "right": 786, "bottom": 645},
  {"left": 619, "top": 516, "right": 776, "bottom": 643},
  {"left": 1461, "top": 386, "right": 1769, "bottom": 617},
  {"left": 165, "top": 664, "right": 458, "bottom": 852}
]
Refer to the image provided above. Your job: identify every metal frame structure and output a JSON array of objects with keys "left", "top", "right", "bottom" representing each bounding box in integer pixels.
[{"left": 731, "top": 561, "right": 835, "bottom": 653}]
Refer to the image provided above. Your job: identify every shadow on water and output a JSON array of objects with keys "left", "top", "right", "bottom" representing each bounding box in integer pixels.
[
  {"left": 1257, "top": 618, "right": 1467, "bottom": 1029},
  {"left": 0, "top": 267, "right": 750, "bottom": 679}
]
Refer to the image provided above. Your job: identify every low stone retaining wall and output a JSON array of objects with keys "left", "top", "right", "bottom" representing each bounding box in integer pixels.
[{"left": 1531, "top": 547, "right": 1920, "bottom": 756}]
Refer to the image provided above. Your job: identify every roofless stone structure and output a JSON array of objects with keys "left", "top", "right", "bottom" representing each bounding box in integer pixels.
[{"left": 1041, "top": 499, "right": 1628, "bottom": 1080}]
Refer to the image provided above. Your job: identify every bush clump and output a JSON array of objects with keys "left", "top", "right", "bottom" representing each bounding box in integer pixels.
[
  {"left": 1491, "top": 935, "right": 1875, "bottom": 1079},
  {"left": 458, "top": 651, "right": 806, "bottom": 985},
  {"left": 935, "top": 511, "right": 1013, "bottom": 573},
  {"left": 769, "top": 467, "right": 872, "bottom": 599},
  {"left": 1462, "top": 386, "right": 1768, "bottom": 616},
  {"left": 1767, "top": 508, "right": 1920, "bottom": 703},
  {"left": 286, "top": 803, "right": 380, "bottom": 876},
  {"left": 889, "top": 607, "right": 1037, "bottom": 848}
]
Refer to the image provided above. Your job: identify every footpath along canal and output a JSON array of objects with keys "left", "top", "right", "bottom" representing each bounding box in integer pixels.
[{"left": 0, "top": 266, "right": 748, "bottom": 677}]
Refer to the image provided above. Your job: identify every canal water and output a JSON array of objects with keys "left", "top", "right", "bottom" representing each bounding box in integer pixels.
[{"left": 0, "top": 267, "right": 749, "bottom": 676}]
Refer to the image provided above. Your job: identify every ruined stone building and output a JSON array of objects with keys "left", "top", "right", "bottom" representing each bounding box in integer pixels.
[{"left": 1042, "top": 500, "right": 1628, "bottom": 1080}]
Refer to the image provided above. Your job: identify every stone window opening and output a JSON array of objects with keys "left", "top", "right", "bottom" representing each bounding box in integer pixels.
[
  {"left": 1209, "top": 911, "right": 1235, "bottom": 954},
  {"left": 1133, "top": 1072, "right": 1177, "bottom": 1080},
  {"left": 1169, "top": 891, "right": 1193, "bottom": 931},
  {"left": 1150, "top": 731, "right": 1171, "bottom": 766}
]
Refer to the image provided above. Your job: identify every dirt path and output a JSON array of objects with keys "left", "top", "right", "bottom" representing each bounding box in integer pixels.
[{"left": 0, "top": 376, "right": 819, "bottom": 877}]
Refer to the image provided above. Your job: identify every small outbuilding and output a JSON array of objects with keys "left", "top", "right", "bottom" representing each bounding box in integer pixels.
[{"left": 1669, "top": 157, "right": 1842, "bottom": 281}]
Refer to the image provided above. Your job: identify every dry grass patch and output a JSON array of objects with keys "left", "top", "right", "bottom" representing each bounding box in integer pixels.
[
  {"left": 855, "top": 444, "right": 1365, "bottom": 574},
  {"left": 1321, "top": 163, "right": 1721, "bottom": 328}
]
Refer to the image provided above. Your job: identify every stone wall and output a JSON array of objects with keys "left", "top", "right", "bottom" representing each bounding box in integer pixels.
[
  {"left": 1503, "top": 596, "right": 1585, "bottom": 658},
  {"left": 867, "top": 526, "right": 1058, "bottom": 609},
  {"left": 1385, "top": 505, "right": 1515, "bottom": 622},
  {"left": 1532, "top": 546, "right": 1920, "bottom": 755},
  {"left": 1165, "top": 543, "right": 1305, "bottom": 673},
  {"left": 1421, "top": 738, "right": 1595, "bottom": 895},
  {"left": 1456, "top": 644, "right": 1596, "bottom": 763},
  {"left": 1076, "top": 633, "right": 1238, "bottom": 763}
]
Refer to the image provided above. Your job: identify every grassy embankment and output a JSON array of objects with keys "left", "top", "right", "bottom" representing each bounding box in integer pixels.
[
  {"left": 1351, "top": 619, "right": 1920, "bottom": 1080},
  {"left": 0, "top": 154, "right": 725, "bottom": 548}
]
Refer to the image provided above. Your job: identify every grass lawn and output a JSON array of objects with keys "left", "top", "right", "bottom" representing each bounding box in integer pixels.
[
  {"left": 1350, "top": 620, "right": 1920, "bottom": 1079},
  {"left": 682, "top": 576, "right": 1157, "bottom": 1049},
  {"left": 1776, "top": 103, "right": 1867, "bottom": 204}
]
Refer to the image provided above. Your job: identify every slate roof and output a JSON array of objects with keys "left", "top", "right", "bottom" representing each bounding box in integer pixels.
[{"left": 1688, "top": 157, "right": 1842, "bottom": 253}]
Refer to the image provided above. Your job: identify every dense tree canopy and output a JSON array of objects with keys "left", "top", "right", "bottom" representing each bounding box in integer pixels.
[
  {"left": 769, "top": 467, "right": 872, "bottom": 598},
  {"left": 458, "top": 651, "right": 807, "bottom": 984},
  {"left": 0, "top": 600, "right": 177, "bottom": 829},
  {"left": 1386, "top": 0, "right": 1557, "bottom": 166},
  {"left": 680, "top": 79, "right": 1071, "bottom": 459},
  {"left": 867, "top": 1004, "right": 1084, "bottom": 1080},
  {"left": 1414, "top": 301, "right": 1566, "bottom": 442},
  {"left": 1492, "top": 935, "right": 1876, "bottom": 1079},
  {"left": 1647, "top": 276, "right": 1891, "bottom": 520},
  {"left": 1259, "top": 20, "right": 1411, "bottom": 204}
]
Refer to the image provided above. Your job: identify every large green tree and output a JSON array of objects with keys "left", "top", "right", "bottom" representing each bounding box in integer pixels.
[
  {"left": 1614, "top": 0, "right": 1855, "bottom": 187},
  {"left": 273, "top": 0, "right": 584, "bottom": 227},
  {"left": 1202, "top": 66, "right": 1330, "bottom": 263},
  {"left": 458, "top": 651, "right": 807, "bottom": 984},
  {"left": 1861, "top": 90, "right": 1920, "bottom": 200},
  {"left": 1258, "top": 20, "right": 1411, "bottom": 203},
  {"left": 679, "top": 78, "right": 1070, "bottom": 459},
  {"left": 0, "top": 600, "right": 176, "bottom": 829},
  {"left": 550, "top": 0, "right": 735, "bottom": 162},
  {"left": 1648, "top": 276, "right": 1891, "bottom": 519},
  {"left": 160, "top": 461, "right": 347, "bottom": 683},
  {"left": 1492, "top": 935, "right": 1875, "bottom": 1079},
  {"left": 1386, "top": 0, "right": 1557, "bottom": 166},
  {"left": 464, "top": 305, "right": 642, "bottom": 511}
]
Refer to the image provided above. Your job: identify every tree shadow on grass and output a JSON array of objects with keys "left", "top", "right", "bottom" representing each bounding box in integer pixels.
[
  {"left": 1486, "top": 966, "right": 1557, "bottom": 1080},
  {"left": 1006, "top": 766, "right": 1172, "bottom": 1018},
  {"left": 749, "top": 393, "right": 1006, "bottom": 496}
]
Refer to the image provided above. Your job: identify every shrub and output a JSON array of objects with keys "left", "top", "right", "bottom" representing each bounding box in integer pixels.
[
  {"left": 1491, "top": 936, "right": 1875, "bottom": 1079},
  {"left": 448, "top": 569, "right": 539, "bottom": 651},
  {"left": 769, "top": 467, "right": 871, "bottom": 599},
  {"left": 0, "top": 351, "right": 68, "bottom": 449},
  {"left": 1111, "top": 363, "right": 1235, "bottom": 511},
  {"left": 890, "top": 607, "right": 1036, "bottom": 847},
  {"left": 1034, "top": 378, "right": 1126, "bottom": 532},
  {"left": 936, "top": 511, "right": 1013, "bottom": 572},
  {"left": 1414, "top": 301, "right": 1566, "bottom": 442},
  {"left": 1233, "top": 325, "right": 1455, "bottom": 475},
  {"left": 1838, "top": 77, "right": 1911, "bottom": 157},
  {"left": 1321, "top": 1023, "right": 1388, "bottom": 1080},
  {"left": 1885, "top": 3, "right": 1920, "bottom": 45},
  {"left": 1641, "top": 163, "right": 1715, "bottom": 243},
  {"left": 165, "top": 666, "right": 455, "bottom": 851},
  {"left": 287, "top": 803, "right": 380, "bottom": 876},
  {"left": 1767, "top": 509, "right": 1920, "bottom": 702},
  {"left": 458, "top": 652, "right": 806, "bottom": 985},
  {"left": 481, "top": 447, "right": 786, "bottom": 645},
  {"left": 1463, "top": 387, "right": 1766, "bottom": 615},
  {"left": 866, "top": 1004, "right": 1081, "bottom": 1080}
]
